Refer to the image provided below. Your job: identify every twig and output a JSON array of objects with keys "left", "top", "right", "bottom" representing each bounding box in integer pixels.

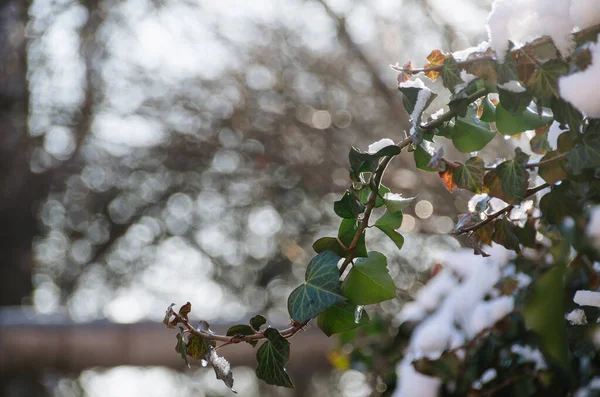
[
  {"left": 169, "top": 311, "right": 309, "bottom": 345},
  {"left": 456, "top": 205, "right": 514, "bottom": 235},
  {"left": 391, "top": 23, "right": 600, "bottom": 75},
  {"left": 455, "top": 183, "right": 550, "bottom": 235},
  {"left": 420, "top": 88, "right": 488, "bottom": 130},
  {"left": 525, "top": 152, "right": 568, "bottom": 169},
  {"left": 338, "top": 136, "right": 413, "bottom": 275}
]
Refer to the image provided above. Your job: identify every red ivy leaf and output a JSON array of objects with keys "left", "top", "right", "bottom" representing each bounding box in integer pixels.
[{"left": 439, "top": 167, "right": 457, "bottom": 192}]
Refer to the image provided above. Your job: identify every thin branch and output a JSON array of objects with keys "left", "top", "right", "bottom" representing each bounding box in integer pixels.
[
  {"left": 168, "top": 310, "right": 309, "bottom": 345},
  {"left": 338, "top": 137, "right": 413, "bottom": 275},
  {"left": 420, "top": 88, "right": 488, "bottom": 130},
  {"left": 525, "top": 152, "right": 568, "bottom": 169},
  {"left": 391, "top": 23, "right": 600, "bottom": 75},
  {"left": 456, "top": 204, "right": 514, "bottom": 235},
  {"left": 455, "top": 183, "right": 550, "bottom": 235}
]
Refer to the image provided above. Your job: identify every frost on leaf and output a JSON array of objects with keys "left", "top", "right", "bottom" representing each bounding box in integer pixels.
[
  {"left": 205, "top": 346, "right": 236, "bottom": 393},
  {"left": 163, "top": 303, "right": 177, "bottom": 328}
]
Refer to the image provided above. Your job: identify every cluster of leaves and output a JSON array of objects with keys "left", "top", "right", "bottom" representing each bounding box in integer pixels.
[{"left": 163, "top": 24, "right": 600, "bottom": 396}]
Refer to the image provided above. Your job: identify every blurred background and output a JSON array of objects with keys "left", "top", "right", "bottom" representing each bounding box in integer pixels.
[{"left": 0, "top": 0, "right": 494, "bottom": 396}]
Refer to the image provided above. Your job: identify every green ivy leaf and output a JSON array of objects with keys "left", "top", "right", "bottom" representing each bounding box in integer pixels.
[
  {"left": 334, "top": 190, "right": 365, "bottom": 219},
  {"left": 225, "top": 324, "right": 257, "bottom": 347},
  {"left": 539, "top": 182, "right": 581, "bottom": 225},
  {"left": 551, "top": 97, "right": 583, "bottom": 132},
  {"left": 566, "top": 129, "right": 600, "bottom": 175},
  {"left": 250, "top": 315, "right": 267, "bottom": 332},
  {"left": 538, "top": 151, "right": 568, "bottom": 184},
  {"left": 414, "top": 144, "right": 439, "bottom": 172},
  {"left": 527, "top": 59, "right": 568, "bottom": 102},
  {"left": 317, "top": 301, "right": 370, "bottom": 337},
  {"left": 480, "top": 96, "right": 496, "bottom": 122},
  {"left": 453, "top": 156, "right": 485, "bottom": 193},
  {"left": 484, "top": 150, "right": 530, "bottom": 204},
  {"left": 287, "top": 251, "right": 345, "bottom": 322},
  {"left": 448, "top": 78, "right": 486, "bottom": 117},
  {"left": 496, "top": 102, "right": 553, "bottom": 135},
  {"left": 337, "top": 218, "right": 367, "bottom": 258},
  {"left": 495, "top": 55, "right": 519, "bottom": 84},
  {"left": 492, "top": 218, "right": 521, "bottom": 253},
  {"left": 359, "top": 184, "right": 390, "bottom": 208},
  {"left": 256, "top": 328, "right": 294, "bottom": 388},
  {"left": 341, "top": 251, "right": 396, "bottom": 305},
  {"left": 452, "top": 105, "right": 496, "bottom": 153},
  {"left": 349, "top": 146, "right": 401, "bottom": 179},
  {"left": 374, "top": 210, "right": 404, "bottom": 250},
  {"left": 497, "top": 83, "right": 532, "bottom": 115},
  {"left": 523, "top": 262, "right": 570, "bottom": 370},
  {"left": 175, "top": 328, "right": 190, "bottom": 368},
  {"left": 187, "top": 334, "right": 217, "bottom": 359},
  {"left": 441, "top": 56, "right": 464, "bottom": 94},
  {"left": 312, "top": 237, "right": 346, "bottom": 257}
]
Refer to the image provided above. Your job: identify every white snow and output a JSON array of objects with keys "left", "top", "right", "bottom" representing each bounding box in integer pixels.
[
  {"left": 473, "top": 368, "right": 497, "bottom": 389},
  {"left": 559, "top": 37, "right": 600, "bottom": 118},
  {"left": 511, "top": 344, "right": 548, "bottom": 370},
  {"left": 367, "top": 138, "right": 395, "bottom": 154},
  {"left": 411, "top": 87, "right": 434, "bottom": 122},
  {"left": 394, "top": 245, "right": 521, "bottom": 397},
  {"left": 566, "top": 308, "right": 588, "bottom": 325},
  {"left": 399, "top": 78, "right": 426, "bottom": 89},
  {"left": 570, "top": 0, "right": 600, "bottom": 29},
  {"left": 487, "top": 0, "right": 575, "bottom": 60},
  {"left": 574, "top": 290, "right": 600, "bottom": 308},
  {"left": 392, "top": 358, "right": 442, "bottom": 397},
  {"left": 498, "top": 80, "right": 526, "bottom": 93}
]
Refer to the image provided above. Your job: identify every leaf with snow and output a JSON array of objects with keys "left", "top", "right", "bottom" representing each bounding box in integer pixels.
[
  {"left": 349, "top": 145, "right": 401, "bottom": 180},
  {"left": 204, "top": 346, "right": 236, "bottom": 392},
  {"left": 453, "top": 156, "right": 485, "bottom": 193},
  {"left": 427, "top": 147, "right": 446, "bottom": 171},
  {"left": 398, "top": 79, "right": 437, "bottom": 122},
  {"left": 497, "top": 82, "right": 531, "bottom": 116},
  {"left": 163, "top": 303, "right": 177, "bottom": 328},
  {"left": 383, "top": 192, "right": 416, "bottom": 213},
  {"left": 256, "top": 328, "right": 294, "bottom": 388}
]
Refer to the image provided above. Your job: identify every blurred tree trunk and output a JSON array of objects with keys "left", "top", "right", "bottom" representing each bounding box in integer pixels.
[
  {"left": 0, "top": 0, "right": 36, "bottom": 308},
  {"left": 0, "top": 1, "right": 51, "bottom": 396}
]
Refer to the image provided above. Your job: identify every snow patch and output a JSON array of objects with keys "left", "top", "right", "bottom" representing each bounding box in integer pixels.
[
  {"left": 574, "top": 290, "right": 600, "bottom": 308},
  {"left": 559, "top": 37, "right": 600, "bottom": 118},
  {"left": 511, "top": 344, "right": 548, "bottom": 370},
  {"left": 566, "top": 308, "right": 587, "bottom": 325},
  {"left": 498, "top": 80, "right": 526, "bottom": 93},
  {"left": 367, "top": 138, "right": 395, "bottom": 154}
]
